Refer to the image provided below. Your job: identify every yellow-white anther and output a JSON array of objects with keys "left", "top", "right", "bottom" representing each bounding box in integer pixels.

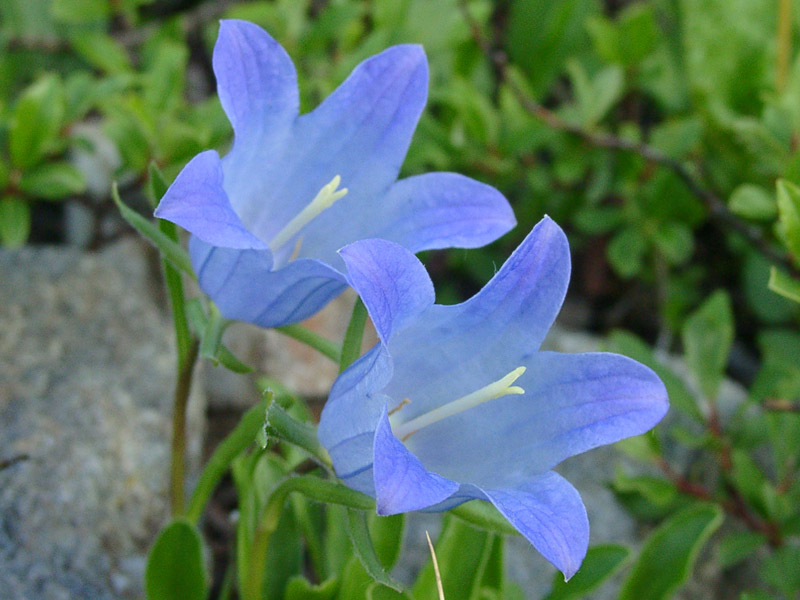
[
  {"left": 394, "top": 366, "right": 526, "bottom": 441},
  {"left": 269, "top": 175, "right": 348, "bottom": 252}
]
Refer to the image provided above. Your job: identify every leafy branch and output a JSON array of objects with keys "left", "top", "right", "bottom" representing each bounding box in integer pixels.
[{"left": 458, "top": 0, "right": 800, "bottom": 281}]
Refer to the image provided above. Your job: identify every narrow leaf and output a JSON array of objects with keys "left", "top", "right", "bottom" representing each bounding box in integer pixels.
[
  {"left": 543, "top": 545, "right": 631, "bottom": 600},
  {"left": 618, "top": 504, "right": 723, "bottom": 600},
  {"left": 768, "top": 267, "right": 800, "bottom": 303},
  {"left": 450, "top": 500, "right": 518, "bottom": 536},
  {"left": 346, "top": 509, "right": 404, "bottom": 592},
  {"left": 112, "top": 182, "right": 195, "bottom": 279},
  {"left": 186, "top": 400, "right": 267, "bottom": 524}
]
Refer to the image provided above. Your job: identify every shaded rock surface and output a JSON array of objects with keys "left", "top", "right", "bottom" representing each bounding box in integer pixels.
[{"left": 0, "top": 240, "right": 204, "bottom": 600}]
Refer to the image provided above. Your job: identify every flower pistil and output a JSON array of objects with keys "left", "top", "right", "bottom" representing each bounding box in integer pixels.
[{"left": 392, "top": 366, "right": 526, "bottom": 440}]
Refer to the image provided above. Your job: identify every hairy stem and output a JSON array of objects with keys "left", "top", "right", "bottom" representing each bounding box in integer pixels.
[{"left": 169, "top": 338, "right": 199, "bottom": 517}]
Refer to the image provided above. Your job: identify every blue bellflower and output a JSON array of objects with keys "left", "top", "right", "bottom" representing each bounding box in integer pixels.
[
  {"left": 318, "top": 217, "right": 669, "bottom": 578},
  {"left": 154, "top": 20, "right": 514, "bottom": 327}
]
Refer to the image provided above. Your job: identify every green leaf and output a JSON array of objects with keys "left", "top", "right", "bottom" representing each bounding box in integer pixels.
[
  {"left": 9, "top": 74, "right": 65, "bottom": 169},
  {"left": 649, "top": 117, "right": 703, "bottom": 160},
  {"left": 412, "top": 515, "right": 497, "bottom": 600},
  {"left": 777, "top": 179, "right": 800, "bottom": 261},
  {"left": 145, "top": 520, "right": 207, "bottom": 600},
  {"left": 368, "top": 512, "right": 405, "bottom": 571},
  {"left": 0, "top": 197, "right": 31, "bottom": 248},
  {"left": 450, "top": 500, "right": 518, "bottom": 536},
  {"left": 148, "top": 162, "right": 170, "bottom": 208},
  {"left": 19, "top": 162, "right": 86, "bottom": 199},
  {"left": 199, "top": 303, "right": 228, "bottom": 365},
  {"left": 51, "top": 0, "right": 110, "bottom": 23},
  {"left": 264, "top": 506, "right": 304, "bottom": 600},
  {"left": 113, "top": 183, "right": 195, "bottom": 279},
  {"left": 618, "top": 504, "right": 723, "bottom": 600},
  {"left": 543, "top": 545, "right": 631, "bottom": 600},
  {"left": 761, "top": 545, "right": 800, "bottom": 598},
  {"left": 717, "top": 532, "right": 766, "bottom": 569},
  {"left": 729, "top": 184, "right": 777, "bottom": 221},
  {"left": 186, "top": 400, "right": 267, "bottom": 524},
  {"left": 681, "top": 290, "right": 734, "bottom": 401},
  {"left": 506, "top": 0, "right": 601, "bottom": 99},
  {"left": 367, "top": 583, "right": 414, "bottom": 600},
  {"left": 768, "top": 267, "right": 800, "bottom": 303},
  {"left": 607, "top": 227, "right": 647, "bottom": 278},
  {"left": 337, "top": 556, "right": 375, "bottom": 600},
  {"left": 286, "top": 576, "right": 339, "bottom": 600},
  {"left": 653, "top": 221, "right": 694, "bottom": 265},
  {"left": 70, "top": 31, "right": 132, "bottom": 74},
  {"left": 345, "top": 509, "right": 403, "bottom": 592}
]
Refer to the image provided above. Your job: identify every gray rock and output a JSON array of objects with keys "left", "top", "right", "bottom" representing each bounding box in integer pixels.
[{"left": 0, "top": 239, "right": 204, "bottom": 600}]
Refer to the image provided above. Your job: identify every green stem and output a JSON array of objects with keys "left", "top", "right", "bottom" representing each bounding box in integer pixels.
[
  {"left": 275, "top": 323, "right": 342, "bottom": 362},
  {"left": 242, "top": 476, "right": 374, "bottom": 600},
  {"left": 186, "top": 400, "right": 267, "bottom": 524},
  {"left": 169, "top": 339, "right": 199, "bottom": 517},
  {"left": 339, "top": 297, "right": 368, "bottom": 373},
  {"left": 267, "top": 401, "right": 331, "bottom": 467}
]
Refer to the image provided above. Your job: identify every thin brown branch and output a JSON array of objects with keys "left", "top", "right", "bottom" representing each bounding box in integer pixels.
[
  {"left": 763, "top": 398, "right": 800, "bottom": 413},
  {"left": 458, "top": 0, "right": 800, "bottom": 281},
  {"left": 0, "top": 454, "right": 30, "bottom": 471}
]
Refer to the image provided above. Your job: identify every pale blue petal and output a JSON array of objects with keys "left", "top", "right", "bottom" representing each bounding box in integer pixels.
[
  {"left": 369, "top": 172, "right": 516, "bottom": 252},
  {"left": 404, "top": 351, "right": 669, "bottom": 488},
  {"left": 373, "top": 407, "right": 459, "bottom": 515},
  {"left": 213, "top": 20, "right": 298, "bottom": 143},
  {"left": 339, "top": 239, "right": 434, "bottom": 344},
  {"left": 383, "top": 217, "right": 570, "bottom": 419},
  {"left": 154, "top": 151, "right": 267, "bottom": 249},
  {"left": 189, "top": 237, "right": 346, "bottom": 328},
  {"left": 318, "top": 346, "right": 394, "bottom": 494},
  {"left": 481, "top": 473, "right": 589, "bottom": 579},
  {"left": 279, "top": 46, "right": 430, "bottom": 262}
]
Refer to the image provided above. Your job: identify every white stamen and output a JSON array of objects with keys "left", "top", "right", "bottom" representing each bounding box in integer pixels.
[
  {"left": 269, "top": 175, "right": 348, "bottom": 252},
  {"left": 393, "top": 366, "right": 526, "bottom": 441}
]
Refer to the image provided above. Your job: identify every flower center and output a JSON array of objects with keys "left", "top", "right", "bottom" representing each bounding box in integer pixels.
[
  {"left": 392, "top": 366, "right": 526, "bottom": 441},
  {"left": 269, "top": 175, "right": 348, "bottom": 253}
]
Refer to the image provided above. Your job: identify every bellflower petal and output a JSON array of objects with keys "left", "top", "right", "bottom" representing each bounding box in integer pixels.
[
  {"left": 406, "top": 351, "right": 668, "bottom": 487},
  {"left": 190, "top": 238, "right": 346, "bottom": 328},
  {"left": 154, "top": 151, "right": 267, "bottom": 250},
  {"left": 344, "top": 172, "right": 516, "bottom": 253},
  {"left": 338, "top": 239, "right": 434, "bottom": 344},
  {"left": 156, "top": 21, "right": 514, "bottom": 328},
  {"left": 320, "top": 217, "right": 669, "bottom": 577},
  {"left": 383, "top": 216, "right": 571, "bottom": 419},
  {"left": 481, "top": 474, "right": 588, "bottom": 580},
  {"left": 213, "top": 20, "right": 298, "bottom": 144},
  {"left": 373, "top": 407, "right": 460, "bottom": 515}
]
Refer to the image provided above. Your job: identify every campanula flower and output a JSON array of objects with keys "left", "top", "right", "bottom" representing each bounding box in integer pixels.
[
  {"left": 318, "top": 217, "right": 669, "bottom": 578},
  {"left": 154, "top": 20, "right": 514, "bottom": 327}
]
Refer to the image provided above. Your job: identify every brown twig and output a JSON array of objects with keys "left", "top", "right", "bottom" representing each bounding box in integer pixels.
[
  {"left": 658, "top": 458, "right": 782, "bottom": 547},
  {"left": 764, "top": 398, "right": 800, "bottom": 413},
  {"left": 458, "top": 0, "right": 800, "bottom": 281},
  {"left": 0, "top": 454, "right": 30, "bottom": 471}
]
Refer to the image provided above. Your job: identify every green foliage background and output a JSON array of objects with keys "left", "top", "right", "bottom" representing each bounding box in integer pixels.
[{"left": 4, "top": 0, "right": 800, "bottom": 598}]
